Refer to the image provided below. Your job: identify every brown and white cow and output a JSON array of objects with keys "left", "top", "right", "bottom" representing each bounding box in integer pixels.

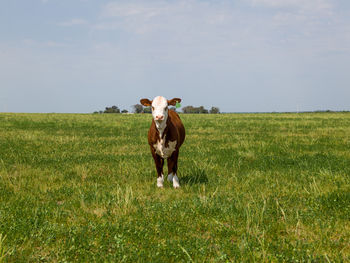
[{"left": 140, "top": 96, "right": 185, "bottom": 188}]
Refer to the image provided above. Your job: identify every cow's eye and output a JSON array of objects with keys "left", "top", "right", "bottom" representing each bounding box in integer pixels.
[
  {"left": 152, "top": 107, "right": 154, "bottom": 111},
  {"left": 165, "top": 106, "right": 168, "bottom": 110}
]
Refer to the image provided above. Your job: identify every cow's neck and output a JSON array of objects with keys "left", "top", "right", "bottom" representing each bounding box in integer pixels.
[
  {"left": 155, "top": 118, "right": 168, "bottom": 139},
  {"left": 155, "top": 121, "right": 167, "bottom": 139}
]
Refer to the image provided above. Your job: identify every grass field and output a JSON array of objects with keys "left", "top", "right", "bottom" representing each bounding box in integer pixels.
[{"left": 0, "top": 112, "right": 349, "bottom": 262}]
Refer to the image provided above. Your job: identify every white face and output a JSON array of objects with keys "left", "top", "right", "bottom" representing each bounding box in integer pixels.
[{"left": 151, "top": 96, "right": 168, "bottom": 122}]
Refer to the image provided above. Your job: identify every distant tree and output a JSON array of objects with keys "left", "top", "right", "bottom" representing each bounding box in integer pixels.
[
  {"left": 133, "top": 104, "right": 143, "bottom": 113},
  {"left": 121, "top": 109, "right": 128, "bottom": 113},
  {"left": 198, "top": 106, "right": 208, "bottom": 114},
  {"left": 182, "top": 106, "right": 208, "bottom": 113},
  {"left": 182, "top": 106, "right": 194, "bottom": 114},
  {"left": 209, "top": 107, "right": 220, "bottom": 114},
  {"left": 104, "top": 105, "right": 120, "bottom": 113},
  {"left": 143, "top": 107, "right": 152, "bottom": 114}
]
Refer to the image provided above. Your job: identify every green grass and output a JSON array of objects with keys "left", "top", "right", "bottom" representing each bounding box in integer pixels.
[{"left": 0, "top": 112, "right": 349, "bottom": 262}]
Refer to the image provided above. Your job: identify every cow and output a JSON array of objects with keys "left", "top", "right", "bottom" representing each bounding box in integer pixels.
[{"left": 140, "top": 96, "right": 186, "bottom": 188}]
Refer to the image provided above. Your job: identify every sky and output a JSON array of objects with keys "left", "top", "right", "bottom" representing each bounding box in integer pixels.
[{"left": 1, "top": 0, "right": 350, "bottom": 113}]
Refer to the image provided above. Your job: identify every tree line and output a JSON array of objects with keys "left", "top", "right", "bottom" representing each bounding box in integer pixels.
[
  {"left": 94, "top": 105, "right": 220, "bottom": 114},
  {"left": 182, "top": 106, "right": 219, "bottom": 114},
  {"left": 93, "top": 106, "right": 128, "bottom": 114}
]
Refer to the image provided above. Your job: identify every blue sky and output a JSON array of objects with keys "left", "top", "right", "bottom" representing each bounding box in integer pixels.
[{"left": 1, "top": 0, "right": 349, "bottom": 113}]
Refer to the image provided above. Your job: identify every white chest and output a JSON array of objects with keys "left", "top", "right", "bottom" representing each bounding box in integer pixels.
[{"left": 153, "top": 138, "right": 177, "bottom": 159}]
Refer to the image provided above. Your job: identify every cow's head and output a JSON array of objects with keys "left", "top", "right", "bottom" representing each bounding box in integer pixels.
[{"left": 140, "top": 96, "right": 181, "bottom": 124}]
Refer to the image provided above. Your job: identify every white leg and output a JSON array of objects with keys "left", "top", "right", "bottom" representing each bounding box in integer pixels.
[
  {"left": 167, "top": 173, "right": 173, "bottom": 182},
  {"left": 157, "top": 174, "right": 164, "bottom": 188},
  {"left": 173, "top": 174, "right": 180, "bottom": 188}
]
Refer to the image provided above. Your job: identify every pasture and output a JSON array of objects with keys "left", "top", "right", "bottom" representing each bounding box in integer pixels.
[{"left": 0, "top": 112, "right": 349, "bottom": 262}]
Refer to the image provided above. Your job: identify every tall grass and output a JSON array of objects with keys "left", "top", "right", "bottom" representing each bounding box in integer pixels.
[{"left": 0, "top": 112, "right": 349, "bottom": 262}]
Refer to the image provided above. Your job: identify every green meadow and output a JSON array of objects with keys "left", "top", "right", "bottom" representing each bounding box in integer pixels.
[{"left": 0, "top": 112, "right": 349, "bottom": 262}]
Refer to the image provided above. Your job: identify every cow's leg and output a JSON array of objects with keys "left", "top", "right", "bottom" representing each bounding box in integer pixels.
[
  {"left": 167, "top": 150, "right": 180, "bottom": 188},
  {"left": 152, "top": 150, "right": 164, "bottom": 187}
]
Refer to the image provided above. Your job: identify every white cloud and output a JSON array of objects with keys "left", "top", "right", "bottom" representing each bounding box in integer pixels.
[
  {"left": 90, "top": 0, "right": 346, "bottom": 59},
  {"left": 45, "top": 41, "right": 69, "bottom": 48},
  {"left": 58, "top": 18, "right": 88, "bottom": 27},
  {"left": 250, "top": 0, "right": 332, "bottom": 10},
  {"left": 249, "top": 0, "right": 334, "bottom": 19},
  {"left": 101, "top": 2, "right": 166, "bottom": 18},
  {"left": 95, "top": 1, "right": 176, "bottom": 33},
  {"left": 90, "top": 1, "right": 246, "bottom": 66},
  {"left": 22, "top": 39, "right": 69, "bottom": 48},
  {"left": 95, "top": 1, "right": 237, "bottom": 37}
]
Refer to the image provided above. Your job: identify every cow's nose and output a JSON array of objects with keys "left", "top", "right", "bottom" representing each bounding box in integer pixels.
[{"left": 155, "top": 115, "right": 164, "bottom": 120}]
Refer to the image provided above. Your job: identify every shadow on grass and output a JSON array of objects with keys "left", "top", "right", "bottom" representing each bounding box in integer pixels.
[{"left": 180, "top": 167, "right": 208, "bottom": 185}]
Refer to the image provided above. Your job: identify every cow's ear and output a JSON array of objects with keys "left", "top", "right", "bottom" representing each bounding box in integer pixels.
[
  {"left": 168, "top": 98, "right": 181, "bottom": 106},
  {"left": 140, "top": 99, "right": 152, "bottom": 106}
]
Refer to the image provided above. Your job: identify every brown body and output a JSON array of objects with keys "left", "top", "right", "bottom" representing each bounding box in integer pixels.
[{"left": 148, "top": 110, "right": 185, "bottom": 178}]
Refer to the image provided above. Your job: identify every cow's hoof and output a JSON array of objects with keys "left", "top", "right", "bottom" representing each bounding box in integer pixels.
[
  {"left": 157, "top": 175, "right": 164, "bottom": 188},
  {"left": 167, "top": 173, "right": 173, "bottom": 182},
  {"left": 173, "top": 175, "right": 180, "bottom": 188}
]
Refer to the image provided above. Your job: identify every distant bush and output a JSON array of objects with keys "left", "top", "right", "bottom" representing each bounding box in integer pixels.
[
  {"left": 314, "top": 109, "right": 333, "bottom": 113},
  {"left": 133, "top": 104, "right": 143, "bottom": 114},
  {"left": 104, "top": 106, "right": 120, "bottom": 113},
  {"left": 143, "top": 107, "right": 152, "bottom": 114},
  {"left": 94, "top": 106, "right": 123, "bottom": 114},
  {"left": 94, "top": 103, "right": 220, "bottom": 114},
  {"left": 182, "top": 105, "right": 219, "bottom": 114},
  {"left": 182, "top": 106, "right": 206, "bottom": 114},
  {"left": 209, "top": 107, "right": 220, "bottom": 114}
]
